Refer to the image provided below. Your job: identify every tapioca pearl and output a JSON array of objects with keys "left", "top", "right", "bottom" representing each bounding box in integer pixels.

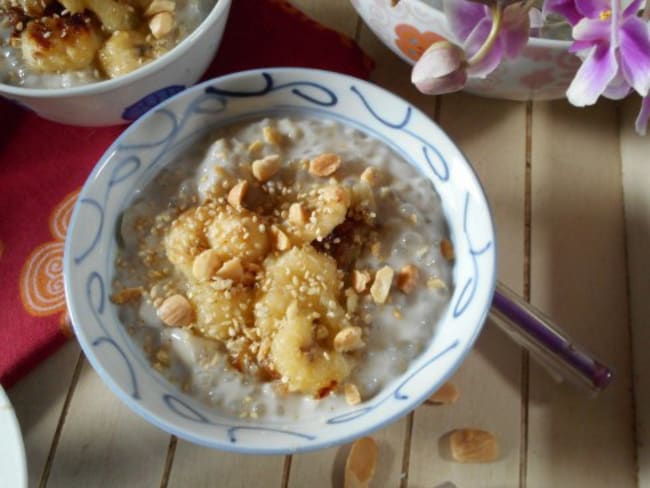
[
  {"left": 251, "top": 402, "right": 266, "bottom": 417},
  {"left": 398, "top": 230, "right": 426, "bottom": 255}
]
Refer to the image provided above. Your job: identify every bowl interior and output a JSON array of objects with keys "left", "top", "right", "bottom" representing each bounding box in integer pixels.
[{"left": 64, "top": 68, "right": 497, "bottom": 454}]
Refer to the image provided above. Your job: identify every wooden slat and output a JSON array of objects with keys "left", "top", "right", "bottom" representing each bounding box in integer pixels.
[
  {"left": 7, "top": 342, "right": 80, "bottom": 488},
  {"left": 409, "top": 91, "right": 527, "bottom": 487},
  {"left": 620, "top": 97, "right": 650, "bottom": 488},
  {"left": 288, "top": 420, "right": 407, "bottom": 487},
  {"left": 526, "top": 100, "right": 636, "bottom": 487},
  {"left": 167, "top": 441, "right": 285, "bottom": 488},
  {"left": 45, "top": 361, "right": 171, "bottom": 486}
]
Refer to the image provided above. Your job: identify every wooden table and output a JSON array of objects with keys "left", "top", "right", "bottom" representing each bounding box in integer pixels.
[{"left": 8, "top": 1, "right": 649, "bottom": 487}]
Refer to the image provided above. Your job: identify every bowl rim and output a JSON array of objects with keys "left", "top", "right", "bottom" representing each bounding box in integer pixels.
[
  {"left": 409, "top": 0, "right": 572, "bottom": 49},
  {"left": 64, "top": 67, "right": 498, "bottom": 453},
  {"left": 0, "top": 0, "right": 231, "bottom": 98}
]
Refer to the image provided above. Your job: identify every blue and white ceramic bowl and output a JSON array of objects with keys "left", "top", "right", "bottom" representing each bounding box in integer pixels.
[{"left": 64, "top": 68, "right": 497, "bottom": 454}]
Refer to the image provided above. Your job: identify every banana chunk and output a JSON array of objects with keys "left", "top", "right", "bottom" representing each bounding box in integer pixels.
[
  {"left": 58, "top": 0, "right": 139, "bottom": 31},
  {"left": 98, "top": 30, "right": 152, "bottom": 79},
  {"left": 271, "top": 301, "right": 351, "bottom": 396},
  {"left": 255, "top": 246, "right": 349, "bottom": 338},
  {"left": 283, "top": 184, "right": 350, "bottom": 244},
  {"left": 21, "top": 14, "right": 102, "bottom": 73}
]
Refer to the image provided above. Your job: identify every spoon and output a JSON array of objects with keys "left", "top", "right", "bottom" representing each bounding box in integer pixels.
[{"left": 489, "top": 282, "right": 613, "bottom": 393}]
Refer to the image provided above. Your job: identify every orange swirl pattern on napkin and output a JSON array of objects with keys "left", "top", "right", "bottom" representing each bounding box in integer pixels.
[{"left": 0, "top": 0, "right": 373, "bottom": 388}]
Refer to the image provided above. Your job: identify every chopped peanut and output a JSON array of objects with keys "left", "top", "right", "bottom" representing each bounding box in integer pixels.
[
  {"left": 440, "top": 238, "right": 455, "bottom": 261},
  {"left": 396, "top": 264, "right": 419, "bottom": 294},
  {"left": 345, "top": 383, "right": 362, "bottom": 406},
  {"left": 270, "top": 225, "right": 291, "bottom": 251},
  {"left": 345, "top": 288, "right": 359, "bottom": 313},
  {"left": 192, "top": 249, "right": 221, "bottom": 282},
  {"left": 352, "top": 270, "right": 371, "bottom": 293},
  {"left": 360, "top": 167, "right": 381, "bottom": 187},
  {"left": 427, "top": 277, "right": 447, "bottom": 290},
  {"left": 216, "top": 257, "right": 244, "bottom": 282},
  {"left": 252, "top": 154, "right": 281, "bottom": 182},
  {"left": 288, "top": 202, "right": 308, "bottom": 225},
  {"left": 334, "top": 327, "right": 365, "bottom": 352},
  {"left": 309, "top": 153, "right": 341, "bottom": 177},
  {"left": 247, "top": 140, "right": 264, "bottom": 154},
  {"left": 263, "top": 126, "right": 284, "bottom": 146},
  {"left": 370, "top": 266, "right": 394, "bottom": 304},
  {"left": 227, "top": 180, "right": 248, "bottom": 209}
]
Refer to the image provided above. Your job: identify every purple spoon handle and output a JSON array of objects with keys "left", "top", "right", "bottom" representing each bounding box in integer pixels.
[{"left": 490, "top": 282, "right": 614, "bottom": 393}]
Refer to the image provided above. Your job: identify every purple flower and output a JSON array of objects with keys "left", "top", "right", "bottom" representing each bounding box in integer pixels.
[
  {"left": 443, "top": 0, "right": 532, "bottom": 77},
  {"left": 544, "top": 0, "right": 582, "bottom": 25},
  {"left": 411, "top": 41, "right": 469, "bottom": 95},
  {"left": 566, "top": 0, "right": 650, "bottom": 107},
  {"left": 636, "top": 96, "right": 650, "bottom": 135}
]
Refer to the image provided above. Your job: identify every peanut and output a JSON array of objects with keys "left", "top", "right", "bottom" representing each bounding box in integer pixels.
[
  {"left": 450, "top": 429, "right": 499, "bottom": 463},
  {"left": 309, "top": 153, "right": 341, "bottom": 177},
  {"left": 149, "top": 11, "right": 175, "bottom": 39},
  {"left": 334, "top": 326, "right": 365, "bottom": 352},
  {"left": 192, "top": 249, "right": 221, "bottom": 282},
  {"left": 227, "top": 180, "right": 248, "bottom": 209},
  {"left": 252, "top": 154, "right": 281, "bottom": 182},
  {"left": 270, "top": 225, "right": 290, "bottom": 251},
  {"left": 360, "top": 167, "right": 381, "bottom": 187},
  {"left": 370, "top": 266, "right": 394, "bottom": 304},
  {"left": 345, "top": 383, "right": 362, "bottom": 406},
  {"left": 351, "top": 269, "right": 371, "bottom": 293},
  {"left": 288, "top": 202, "right": 308, "bottom": 225},
  {"left": 157, "top": 294, "right": 193, "bottom": 326},
  {"left": 215, "top": 257, "right": 244, "bottom": 282},
  {"left": 396, "top": 264, "right": 419, "bottom": 294},
  {"left": 345, "top": 437, "right": 378, "bottom": 488},
  {"left": 440, "top": 238, "right": 455, "bottom": 261}
]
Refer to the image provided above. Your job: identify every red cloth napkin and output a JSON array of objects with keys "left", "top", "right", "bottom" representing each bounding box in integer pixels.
[{"left": 0, "top": 0, "right": 373, "bottom": 388}]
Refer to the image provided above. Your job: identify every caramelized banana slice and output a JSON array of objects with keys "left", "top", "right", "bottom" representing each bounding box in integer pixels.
[
  {"left": 98, "top": 30, "right": 151, "bottom": 78},
  {"left": 283, "top": 184, "right": 350, "bottom": 244},
  {"left": 58, "top": 0, "right": 139, "bottom": 31},
  {"left": 188, "top": 281, "right": 255, "bottom": 342},
  {"left": 270, "top": 301, "right": 351, "bottom": 396},
  {"left": 21, "top": 14, "right": 102, "bottom": 73},
  {"left": 255, "top": 246, "right": 350, "bottom": 338}
]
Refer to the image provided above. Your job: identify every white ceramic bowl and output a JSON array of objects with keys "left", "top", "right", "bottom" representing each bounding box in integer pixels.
[
  {"left": 64, "top": 67, "right": 497, "bottom": 454},
  {"left": 352, "top": 0, "right": 576, "bottom": 100},
  {"left": 0, "top": 0, "right": 231, "bottom": 126}
]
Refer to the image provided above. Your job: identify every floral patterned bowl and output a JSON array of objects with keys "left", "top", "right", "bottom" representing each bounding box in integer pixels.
[
  {"left": 352, "top": 0, "right": 576, "bottom": 100},
  {"left": 64, "top": 68, "right": 496, "bottom": 453}
]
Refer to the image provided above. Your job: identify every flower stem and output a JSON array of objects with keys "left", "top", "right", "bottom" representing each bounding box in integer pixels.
[{"left": 467, "top": 5, "right": 504, "bottom": 67}]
